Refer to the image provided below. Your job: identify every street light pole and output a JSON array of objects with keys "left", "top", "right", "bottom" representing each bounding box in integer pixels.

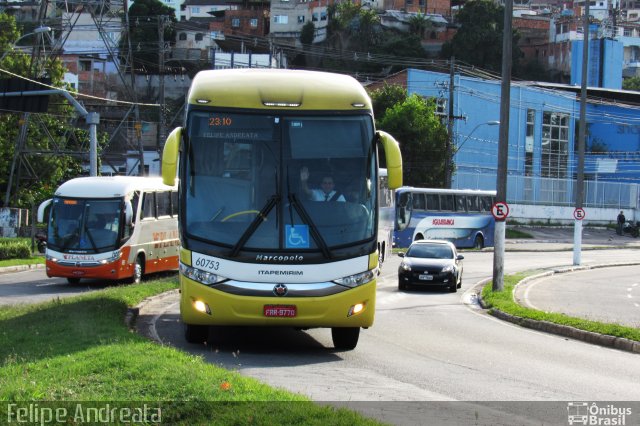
[
  {"left": 0, "top": 26, "right": 52, "bottom": 62},
  {"left": 456, "top": 120, "right": 501, "bottom": 152}
]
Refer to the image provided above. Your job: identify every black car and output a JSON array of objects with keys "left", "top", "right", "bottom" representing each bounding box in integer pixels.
[{"left": 397, "top": 240, "right": 464, "bottom": 292}]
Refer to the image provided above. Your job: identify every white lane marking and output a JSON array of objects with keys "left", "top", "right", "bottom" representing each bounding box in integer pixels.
[
  {"left": 150, "top": 300, "right": 180, "bottom": 343},
  {"left": 36, "top": 282, "right": 61, "bottom": 287},
  {"left": 633, "top": 283, "right": 639, "bottom": 287}
]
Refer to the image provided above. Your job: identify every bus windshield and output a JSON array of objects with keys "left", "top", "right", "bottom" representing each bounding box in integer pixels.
[
  {"left": 48, "top": 197, "right": 122, "bottom": 252},
  {"left": 184, "top": 111, "right": 376, "bottom": 252}
]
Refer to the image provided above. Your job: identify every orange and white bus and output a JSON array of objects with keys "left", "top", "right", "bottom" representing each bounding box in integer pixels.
[{"left": 37, "top": 176, "right": 179, "bottom": 284}]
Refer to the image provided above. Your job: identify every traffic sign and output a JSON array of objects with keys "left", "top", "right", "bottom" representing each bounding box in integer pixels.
[
  {"left": 491, "top": 202, "right": 509, "bottom": 221},
  {"left": 573, "top": 207, "right": 586, "bottom": 221}
]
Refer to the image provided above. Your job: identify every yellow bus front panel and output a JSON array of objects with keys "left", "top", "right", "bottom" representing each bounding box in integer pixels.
[{"left": 180, "top": 276, "right": 376, "bottom": 328}]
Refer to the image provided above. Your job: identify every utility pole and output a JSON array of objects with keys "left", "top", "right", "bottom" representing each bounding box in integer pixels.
[
  {"left": 574, "top": 0, "right": 590, "bottom": 265},
  {"left": 492, "top": 0, "right": 513, "bottom": 292},
  {"left": 446, "top": 57, "right": 455, "bottom": 188},
  {"left": 158, "top": 16, "right": 167, "bottom": 152}
]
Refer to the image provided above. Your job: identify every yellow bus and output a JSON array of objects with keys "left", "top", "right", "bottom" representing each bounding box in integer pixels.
[
  {"left": 38, "top": 176, "right": 179, "bottom": 284},
  {"left": 162, "top": 68, "right": 402, "bottom": 350}
]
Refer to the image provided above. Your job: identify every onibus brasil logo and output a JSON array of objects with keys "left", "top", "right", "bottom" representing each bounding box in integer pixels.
[{"left": 567, "top": 402, "right": 632, "bottom": 425}]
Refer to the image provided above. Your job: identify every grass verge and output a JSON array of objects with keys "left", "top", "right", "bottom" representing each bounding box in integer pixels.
[
  {"left": 0, "top": 278, "right": 381, "bottom": 425},
  {"left": 481, "top": 272, "right": 640, "bottom": 342},
  {"left": 0, "top": 257, "right": 45, "bottom": 268},
  {"left": 505, "top": 229, "right": 533, "bottom": 239}
]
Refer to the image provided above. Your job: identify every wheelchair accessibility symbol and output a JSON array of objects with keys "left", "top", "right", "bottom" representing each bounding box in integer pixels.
[{"left": 286, "top": 225, "right": 309, "bottom": 249}]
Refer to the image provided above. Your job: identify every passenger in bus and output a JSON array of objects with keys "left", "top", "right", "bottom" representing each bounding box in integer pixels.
[{"left": 299, "top": 166, "right": 346, "bottom": 202}]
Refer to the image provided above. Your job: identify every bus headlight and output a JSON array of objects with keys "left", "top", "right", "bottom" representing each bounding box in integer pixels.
[
  {"left": 101, "top": 250, "right": 121, "bottom": 264},
  {"left": 334, "top": 269, "right": 377, "bottom": 288},
  {"left": 180, "top": 262, "right": 221, "bottom": 286}
]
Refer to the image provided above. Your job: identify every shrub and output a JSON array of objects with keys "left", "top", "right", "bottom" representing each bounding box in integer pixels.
[{"left": 0, "top": 239, "right": 32, "bottom": 259}]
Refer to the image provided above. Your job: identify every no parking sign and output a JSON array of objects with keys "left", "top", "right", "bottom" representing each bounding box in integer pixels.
[{"left": 491, "top": 202, "right": 509, "bottom": 221}]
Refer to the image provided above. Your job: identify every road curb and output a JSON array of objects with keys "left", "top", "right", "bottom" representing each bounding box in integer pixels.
[
  {"left": 476, "top": 263, "right": 640, "bottom": 355},
  {"left": 0, "top": 263, "right": 45, "bottom": 275}
]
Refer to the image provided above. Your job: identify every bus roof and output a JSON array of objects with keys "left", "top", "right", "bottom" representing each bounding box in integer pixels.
[
  {"left": 54, "top": 176, "right": 177, "bottom": 198},
  {"left": 188, "top": 69, "right": 372, "bottom": 112},
  {"left": 396, "top": 187, "right": 497, "bottom": 196}
]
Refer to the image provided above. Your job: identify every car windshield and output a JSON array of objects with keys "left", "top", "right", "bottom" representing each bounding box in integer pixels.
[
  {"left": 183, "top": 111, "right": 377, "bottom": 253},
  {"left": 47, "top": 197, "right": 122, "bottom": 253},
  {"left": 407, "top": 244, "right": 453, "bottom": 259}
]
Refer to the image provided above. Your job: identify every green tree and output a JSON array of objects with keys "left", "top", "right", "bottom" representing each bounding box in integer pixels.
[
  {"left": 369, "top": 83, "right": 408, "bottom": 121},
  {"left": 408, "top": 13, "right": 431, "bottom": 39},
  {"left": 441, "top": 0, "right": 522, "bottom": 72},
  {"left": 0, "top": 13, "right": 89, "bottom": 208},
  {"left": 623, "top": 76, "right": 640, "bottom": 91},
  {"left": 125, "top": 0, "right": 176, "bottom": 75},
  {"left": 300, "top": 21, "right": 315, "bottom": 46},
  {"left": 376, "top": 94, "right": 449, "bottom": 187}
]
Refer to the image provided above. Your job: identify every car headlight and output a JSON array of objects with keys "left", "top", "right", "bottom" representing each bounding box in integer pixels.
[
  {"left": 441, "top": 264, "right": 454, "bottom": 273},
  {"left": 180, "top": 262, "right": 221, "bottom": 286},
  {"left": 334, "top": 269, "right": 377, "bottom": 288},
  {"left": 400, "top": 261, "right": 411, "bottom": 271}
]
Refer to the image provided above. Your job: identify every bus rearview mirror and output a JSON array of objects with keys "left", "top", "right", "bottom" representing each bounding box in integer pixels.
[
  {"left": 162, "top": 127, "right": 182, "bottom": 186},
  {"left": 377, "top": 131, "right": 402, "bottom": 189}
]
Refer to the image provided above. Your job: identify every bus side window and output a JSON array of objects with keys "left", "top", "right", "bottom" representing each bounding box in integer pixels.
[
  {"left": 441, "top": 194, "right": 454, "bottom": 211},
  {"left": 480, "top": 196, "right": 492, "bottom": 212},
  {"left": 171, "top": 190, "right": 179, "bottom": 217},
  {"left": 426, "top": 194, "right": 439, "bottom": 211},
  {"left": 130, "top": 192, "right": 140, "bottom": 223},
  {"left": 455, "top": 195, "right": 466, "bottom": 212},
  {"left": 157, "top": 191, "right": 171, "bottom": 217},
  {"left": 467, "top": 195, "right": 479, "bottom": 212},
  {"left": 142, "top": 193, "right": 156, "bottom": 219},
  {"left": 412, "top": 193, "right": 425, "bottom": 210}
]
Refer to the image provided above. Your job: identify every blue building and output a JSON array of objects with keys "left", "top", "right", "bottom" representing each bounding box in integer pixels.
[{"left": 397, "top": 68, "right": 640, "bottom": 214}]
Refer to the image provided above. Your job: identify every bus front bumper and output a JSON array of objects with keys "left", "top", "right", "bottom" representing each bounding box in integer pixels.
[{"left": 180, "top": 277, "right": 376, "bottom": 328}]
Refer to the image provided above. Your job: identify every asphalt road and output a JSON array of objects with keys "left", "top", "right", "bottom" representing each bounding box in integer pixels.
[
  {"left": 135, "top": 248, "right": 640, "bottom": 426},
  {"left": 516, "top": 264, "right": 640, "bottom": 328}
]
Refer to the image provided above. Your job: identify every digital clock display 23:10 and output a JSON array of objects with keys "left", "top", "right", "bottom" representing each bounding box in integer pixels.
[{"left": 209, "top": 116, "right": 233, "bottom": 126}]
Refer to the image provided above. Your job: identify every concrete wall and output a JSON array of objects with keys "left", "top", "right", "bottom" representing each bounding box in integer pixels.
[
  {"left": 509, "top": 203, "right": 635, "bottom": 225},
  {"left": 0, "top": 208, "right": 29, "bottom": 237}
]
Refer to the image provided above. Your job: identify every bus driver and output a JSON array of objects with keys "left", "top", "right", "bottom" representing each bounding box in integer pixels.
[{"left": 299, "top": 166, "right": 346, "bottom": 202}]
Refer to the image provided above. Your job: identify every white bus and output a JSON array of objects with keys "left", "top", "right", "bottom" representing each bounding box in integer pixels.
[
  {"left": 395, "top": 187, "right": 496, "bottom": 249},
  {"left": 378, "top": 168, "right": 395, "bottom": 265},
  {"left": 38, "top": 176, "right": 179, "bottom": 284}
]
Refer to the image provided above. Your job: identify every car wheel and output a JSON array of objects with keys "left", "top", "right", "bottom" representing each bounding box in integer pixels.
[
  {"left": 473, "top": 235, "right": 484, "bottom": 249},
  {"left": 331, "top": 327, "right": 360, "bottom": 350},
  {"left": 398, "top": 280, "right": 407, "bottom": 291},
  {"left": 184, "top": 323, "right": 209, "bottom": 344},
  {"left": 448, "top": 282, "right": 458, "bottom": 293},
  {"left": 67, "top": 277, "right": 81, "bottom": 285}
]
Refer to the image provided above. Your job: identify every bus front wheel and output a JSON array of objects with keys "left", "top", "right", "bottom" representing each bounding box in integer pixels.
[
  {"left": 331, "top": 327, "right": 360, "bottom": 350},
  {"left": 184, "top": 323, "right": 209, "bottom": 344},
  {"left": 473, "top": 235, "right": 484, "bottom": 249},
  {"left": 129, "top": 256, "right": 144, "bottom": 284}
]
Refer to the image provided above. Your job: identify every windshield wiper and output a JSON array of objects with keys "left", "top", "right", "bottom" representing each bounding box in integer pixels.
[
  {"left": 285, "top": 165, "right": 331, "bottom": 260},
  {"left": 288, "top": 193, "right": 331, "bottom": 260},
  {"left": 229, "top": 194, "right": 279, "bottom": 257}
]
